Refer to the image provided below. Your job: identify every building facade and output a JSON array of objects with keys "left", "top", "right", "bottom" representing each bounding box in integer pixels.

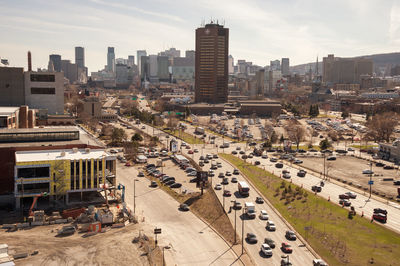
[
  {"left": 281, "top": 58, "right": 290, "bottom": 76},
  {"left": 49, "top": 54, "right": 62, "bottom": 72},
  {"left": 75, "top": 47, "right": 85, "bottom": 69},
  {"left": 24, "top": 71, "right": 64, "bottom": 114},
  {"left": 195, "top": 23, "right": 229, "bottom": 103},
  {"left": 137, "top": 50, "right": 147, "bottom": 75},
  {"left": 0, "top": 67, "right": 25, "bottom": 107},
  {"left": 107, "top": 47, "right": 115, "bottom": 72}
]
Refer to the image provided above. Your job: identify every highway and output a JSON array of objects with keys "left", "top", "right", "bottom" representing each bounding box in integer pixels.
[{"left": 117, "top": 162, "right": 242, "bottom": 266}]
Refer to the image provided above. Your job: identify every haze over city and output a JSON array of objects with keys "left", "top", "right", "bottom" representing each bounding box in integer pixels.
[{"left": 1, "top": 0, "right": 400, "bottom": 72}]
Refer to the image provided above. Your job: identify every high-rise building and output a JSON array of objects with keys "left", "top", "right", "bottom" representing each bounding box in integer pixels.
[
  {"left": 185, "top": 50, "right": 195, "bottom": 59},
  {"left": 127, "top": 55, "right": 135, "bottom": 67},
  {"left": 149, "top": 55, "right": 158, "bottom": 80},
  {"left": 75, "top": 47, "right": 85, "bottom": 69},
  {"left": 228, "top": 55, "right": 234, "bottom": 74},
  {"left": 281, "top": 58, "right": 290, "bottom": 76},
  {"left": 270, "top": 60, "right": 280, "bottom": 71},
  {"left": 195, "top": 23, "right": 229, "bottom": 103},
  {"left": 61, "top": 60, "right": 78, "bottom": 83},
  {"left": 159, "top": 48, "right": 180, "bottom": 58},
  {"left": 256, "top": 69, "right": 265, "bottom": 95},
  {"left": 137, "top": 50, "right": 147, "bottom": 75},
  {"left": 140, "top": 56, "right": 150, "bottom": 81},
  {"left": 107, "top": 47, "right": 115, "bottom": 72},
  {"left": 49, "top": 54, "right": 62, "bottom": 72},
  {"left": 157, "top": 56, "right": 170, "bottom": 82}
]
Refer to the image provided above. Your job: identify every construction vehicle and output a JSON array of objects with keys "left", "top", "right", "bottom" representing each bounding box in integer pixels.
[
  {"left": 28, "top": 192, "right": 48, "bottom": 217},
  {"left": 117, "top": 183, "right": 125, "bottom": 203}
]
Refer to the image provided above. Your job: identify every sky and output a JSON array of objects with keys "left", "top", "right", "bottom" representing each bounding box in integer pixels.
[{"left": 1, "top": 0, "right": 400, "bottom": 73}]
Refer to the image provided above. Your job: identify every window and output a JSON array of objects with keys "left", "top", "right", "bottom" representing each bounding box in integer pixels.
[
  {"left": 70, "top": 162, "right": 75, "bottom": 190},
  {"left": 30, "top": 74, "right": 55, "bottom": 82},
  {"left": 17, "top": 167, "right": 50, "bottom": 178},
  {"left": 31, "top": 87, "right": 55, "bottom": 94}
]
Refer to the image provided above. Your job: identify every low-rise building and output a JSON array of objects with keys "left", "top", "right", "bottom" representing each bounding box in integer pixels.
[{"left": 378, "top": 140, "right": 400, "bottom": 163}]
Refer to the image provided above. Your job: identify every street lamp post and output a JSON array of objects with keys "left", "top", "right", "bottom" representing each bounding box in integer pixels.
[
  {"left": 368, "top": 162, "right": 373, "bottom": 200},
  {"left": 134, "top": 179, "right": 139, "bottom": 214},
  {"left": 241, "top": 207, "right": 245, "bottom": 255},
  {"left": 231, "top": 200, "right": 237, "bottom": 244},
  {"left": 223, "top": 183, "right": 226, "bottom": 212}
]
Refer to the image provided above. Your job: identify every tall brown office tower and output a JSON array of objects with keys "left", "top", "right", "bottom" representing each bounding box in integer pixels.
[{"left": 195, "top": 23, "right": 229, "bottom": 103}]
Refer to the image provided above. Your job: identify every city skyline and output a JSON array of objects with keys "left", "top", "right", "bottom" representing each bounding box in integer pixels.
[{"left": 1, "top": 0, "right": 400, "bottom": 72}]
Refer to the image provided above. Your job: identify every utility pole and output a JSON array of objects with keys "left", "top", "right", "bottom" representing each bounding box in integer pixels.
[
  {"left": 369, "top": 162, "right": 373, "bottom": 200},
  {"left": 223, "top": 183, "right": 225, "bottom": 212},
  {"left": 241, "top": 207, "right": 245, "bottom": 254},
  {"left": 231, "top": 200, "right": 237, "bottom": 244},
  {"left": 323, "top": 152, "right": 326, "bottom": 181}
]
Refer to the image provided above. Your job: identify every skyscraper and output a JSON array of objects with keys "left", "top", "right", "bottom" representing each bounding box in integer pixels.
[
  {"left": 127, "top": 55, "right": 135, "bottom": 67},
  {"left": 281, "top": 58, "right": 290, "bottom": 76},
  {"left": 49, "top": 54, "right": 61, "bottom": 72},
  {"left": 75, "top": 47, "right": 85, "bottom": 69},
  {"left": 137, "top": 50, "right": 147, "bottom": 75},
  {"left": 107, "top": 47, "right": 115, "bottom": 72},
  {"left": 195, "top": 22, "right": 229, "bottom": 103}
]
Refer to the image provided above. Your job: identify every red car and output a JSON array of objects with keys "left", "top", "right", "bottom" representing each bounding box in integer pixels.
[
  {"left": 373, "top": 213, "right": 387, "bottom": 223},
  {"left": 281, "top": 242, "right": 293, "bottom": 253},
  {"left": 223, "top": 190, "right": 231, "bottom": 197},
  {"left": 339, "top": 194, "right": 350, "bottom": 199},
  {"left": 125, "top": 162, "right": 132, "bottom": 167},
  {"left": 188, "top": 150, "right": 194, "bottom": 154},
  {"left": 186, "top": 145, "right": 191, "bottom": 149}
]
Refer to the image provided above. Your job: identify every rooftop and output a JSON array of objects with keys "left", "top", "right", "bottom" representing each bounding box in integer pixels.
[
  {"left": 15, "top": 148, "right": 113, "bottom": 163},
  {"left": 0, "top": 107, "right": 20, "bottom": 116},
  {"left": 0, "top": 127, "right": 79, "bottom": 134}
]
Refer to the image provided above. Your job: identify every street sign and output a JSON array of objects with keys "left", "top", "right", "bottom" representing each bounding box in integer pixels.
[
  {"left": 154, "top": 228, "right": 162, "bottom": 234},
  {"left": 132, "top": 97, "right": 137, "bottom": 100},
  {"left": 368, "top": 180, "right": 374, "bottom": 185}
]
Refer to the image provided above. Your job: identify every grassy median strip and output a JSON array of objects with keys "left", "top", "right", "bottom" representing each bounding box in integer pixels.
[
  {"left": 163, "top": 129, "right": 205, "bottom": 145},
  {"left": 220, "top": 153, "right": 400, "bottom": 266}
]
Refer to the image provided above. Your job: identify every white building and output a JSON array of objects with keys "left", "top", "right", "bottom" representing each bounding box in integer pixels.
[{"left": 24, "top": 71, "right": 64, "bottom": 114}]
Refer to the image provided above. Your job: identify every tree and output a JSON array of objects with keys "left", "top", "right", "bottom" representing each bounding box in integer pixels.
[
  {"left": 366, "top": 112, "right": 398, "bottom": 142},
  {"left": 154, "top": 116, "right": 165, "bottom": 127},
  {"left": 111, "top": 128, "right": 127, "bottom": 145},
  {"left": 341, "top": 110, "right": 349, "bottom": 119},
  {"left": 270, "top": 130, "right": 278, "bottom": 144},
  {"left": 309, "top": 104, "right": 319, "bottom": 117},
  {"left": 285, "top": 121, "right": 305, "bottom": 150},
  {"left": 131, "top": 133, "right": 143, "bottom": 142},
  {"left": 319, "top": 138, "right": 331, "bottom": 150},
  {"left": 101, "top": 125, "right": 113, "bottom": 137},
  {"left": 167, "top": 115, "right": 179, "bottom": 131},
  {"left": 280, "top": 134, "right": 285, "bottom": 150}
]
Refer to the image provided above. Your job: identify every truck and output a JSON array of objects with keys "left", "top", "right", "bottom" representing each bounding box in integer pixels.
[
  {"left": 245, "top": 202, "right": 256, "bottom": 219},
  {"left": 238, "top": 181, "right": 250, "bottom": 197},
  {"left": 195, "top": 127, "right": 205, "bottom": 135}
]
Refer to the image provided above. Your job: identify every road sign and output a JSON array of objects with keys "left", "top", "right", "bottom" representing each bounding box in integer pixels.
[
  {"left": 132, "top": 97, "right": 137, "bottom": 100},
  {"left": 154, "top": 228, "right": 162, "bottom": 234},
  {"left": 368, "top": 180, "right": 374, "bottom": 185},
  {"left": 176, "top": 112, "right": 183, "bottom": 115}
]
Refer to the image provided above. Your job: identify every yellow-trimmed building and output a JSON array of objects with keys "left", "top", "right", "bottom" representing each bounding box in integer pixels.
[{"left": 14, "top": 148, "right": 116, "bottom": 209}]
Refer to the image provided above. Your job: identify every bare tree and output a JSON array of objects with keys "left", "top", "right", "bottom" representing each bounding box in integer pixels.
[
  {"left": 366, "top": 112, "right": 398, "bottom": 142},
  {"left": 167, "top": 115, "right": 179, "bottom": 132},
  {"left": 285, "top": 120, "right": 305, "bottom": 150}
]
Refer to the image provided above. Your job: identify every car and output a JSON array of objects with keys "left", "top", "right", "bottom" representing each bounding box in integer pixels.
[
  {"left": 213, "top": 154, "right": 218, "bottom": 159},
  {"left": 125, "top": 162, "right": 132, "bottom": 167},
  {"left": 347, "top": 147, "right": 355, "bottom": 151},
  {"left": 187, "top": 171, "right": 197, "bottom": 176},
  {"left": 194, "top": 149, "right": 199, "bottom": 153},
  {"left": 232, "top": 150, "right": 238, "bottom": 155},
  {"left": 339, "top": 199, "right": 351, "bottom": 206},
  {"left": 297, "top": 170, "right": 306, "bottom": 177},
  {"left": 199, "top": 156, "right": 205, "bottom": 160},
  {"left": 297, "top": 149, "right": 307, "bottom": 153},
  {"left": 266, "top": 221, "right": 276, "bottom": 231},
  {"left": 312, "top": 186, "right": 322, "bottom": 192},
  {"left": 327, "top": 156, "right": 336, "bottom": 161},
  {"left": 275, "top": 163, "right": 283, "bottom": 168},
  {"left": 226, "top": 171, "right": 232, "bottom": 176},
  {"left": 394, "top": 180, "right": 400, "bottom": 185},
  {"left": 218, "top": 172, "right": 225, "bottom": 178},
  {"left": 233, "top": 169, "right": 240, "bottom": 175},
  {"left": 109, "top": 149, "right": 118, "bottom": 154},
  {"left": 372, "top": 213, "right": 387, "bottom": 223},
  {"left": 199, "top": 161, "right": 204, "bottom": 167},
  {"left": 362, "top": 169, "right": 374, "bottom": 174},
  {"left": 188, "top": 150, "right": 194, "bottom": 154},
  {"left": 259, "top": 210, "right": 269, "bottom": 220},
  {"left": 186, "top": 145, "right": 191, "bottom": 149},
  {"left": 231, "top": 177, "right": 238, "bottom": 183},
  {"left": 185, "top": 167, "right": 196, "bottom": 173},
  {"left": 150, "top": 181, "right": 158, "bottom": 187},
  {"left": 293, "top": 159, "right": 303, "bottom": 164},
  {"left": 285, "top": 230, "right": 297, "bottom": 240},
  {"left": 223, "top": 190, "right": 231, "bottom": 197},
  {"left": 376, "top": 162, "right": 385, "bottom": 167},
  {"left": 236, "top": 146, "right": 241, "bottom": 150},
  {"left": 281, "top": 242, "right": 292, "bottom": 253},
  {"left": 190, "top": 177, "right": 198, "bottom": 183},
  {"left": 384, "top": 165, "right": 394, "bottom": 170},
  {"left": 256, "top": 197, "right": 264, "bottom": 204},
  {"left": 57, "top": 225, "right": 76, "bottom": 236},
  {"left": 373, "top": 208, "right": 387, "bottom": 215},
  {"left": 164, "top": 179, "right": 176, "bottom": 185},
  {"left": 217, "top": 162, "right": 222, "bottom": 168},
  {"left": 283, "top": 173, "right": 291, "bottom": 179},
  {"left": 270, "top": 157, "right": 278, "bottom": 163},
  {"left": 313, "top": 259, "right": 328, "bottom": 266},
  {"left": 309, "top": 149, "right": 318, "bottom": 152},
  {"left": 246, "top": 233, "right": 258, "bottom": 244},
  {"left": 170, "top": 182, "right": 182, "bottom": 188},
  {"left": 281, "top": 255, "right": 293, "bottom": 266},
  {"left": 138, "top": 172, "right": 144, "bottom": 177},
  {"left": 204, "top": 159, "right": 209, "bottom": 163},
  {"left": 260, "top": 243, "right": 273, "bottom": 256},
  {"left": 339, "top": 194, "right": 350, "bottom": 199},
  {"left": 141, "top": 126, "right": 146, "bottom": 129},
  {"left": 233, "top": 201, "right": 242, "bottom": 210},
  {"left": 179, "top": 203, "right": 189, "bottom": 211},
  {"left": 181, "top": 142, "right": 187, "bottom": 147},
  {"left": 208, "top": 171, "right": 215, "bottom": 177},
  {"left": 262, "top": 154, "right": 268, "bottom": 159},
  {"left": 264, "top": 237, "right": 276, "bottom": 248},
  {"left": 248, "top": 154, "right": 254, "bottom": 158},
  {"left": 222, "top": 177, "right": 229, "bottom": 185},
  {"left": 255, "top": 161, "right": 260, "bottom": 165},
  {"left": 345, "top": 191, "right": 357, "bottom": 199},
  {"left": 241, "top": 155, "right": 248, "bottom": 159},
  {"left": 214, "top": 184, "right": 222, "bottom": 191}
]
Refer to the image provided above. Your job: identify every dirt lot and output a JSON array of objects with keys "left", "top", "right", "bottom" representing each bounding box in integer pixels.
[
  {"left": 301, "top": 155, "right": 400, "bottom": 198},
  {"left": 1, "top": 223, "right": 162, "bottom": 266}
]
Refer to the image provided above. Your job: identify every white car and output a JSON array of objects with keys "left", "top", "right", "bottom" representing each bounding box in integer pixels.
[
  {"left": 266, "top": 221, "right": 276, "bottom": 231},
  {"left": 345, "top": 191, "right": 357, "bottom": 199},
  {"left": 259, "top": 210, "right": 269, "bottom": 220},
  {"left": 260, "top": 243, "right": 272, "bottom": 256},
  {"left": 214, "top": 184, "right": 222, "bottom": 190},
  {"left": 362, "top": 169, "right": 373, "bottom": 174}
]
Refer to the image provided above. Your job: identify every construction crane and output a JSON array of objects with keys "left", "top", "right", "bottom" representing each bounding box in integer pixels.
[
  {"left": 29, "top": 192, "right": 48, "bottom": 217},
  {"left": 117, "top": 183, "right": 125, "bottom": 203}
]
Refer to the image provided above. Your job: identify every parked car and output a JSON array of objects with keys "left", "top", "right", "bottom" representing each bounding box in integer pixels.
[
  {"left": 362, "top": 169, "right": 374, "bottom": 174},
  {"left": 223, "top": 190, "right": 232, "bottom": 197},
  {"left": 256, "top": 197, "right": 264, "bottom": 204},
  {"left": 239, "top": 151, "right": 245, "bottom": 154},
  {"left": 246, "top": 233, "right": 258, "bottom": 244},
  {"left": 262, "top": 154, "right": 268, "bottom": 159},
  {"left": 179, "top": 204, "right": 189, "bottom": 211},
  {"left": 281, "top": 242, "right": 292, "bottom": 253},
  {"left": 187, "top": 171, "right": 197, "bottom": 176},
  {"left": 260, "top": 244, "right": 273, "bottom": 256},
  {"left": 313, "top": 259, "right": 328, "bottom": 266},
  {"left": 264, "top": 237, "right": 276, "bottom": 248},
  {"left": 57, "top": 225, "right": 76, "bottom": 236},
  {"left": 164, "top": 180, "right": 175, "bottom": 186},
  {"left": 150, "top": 181, "right": 158, "bottom": 187},
  {"left": 255, "top": 161, "right": 261, "bottom": 165},
  {"left": 312, "top": 186, "right": 322, "bottom": 192},
  {"left": 259, "top": 210, "right": 269, "bottom": 220},
  {"left": 266, "top": 221, "right": 276, "bottom": 231},
  {"left": 170, "top": 182, "right": 182, "bottom": 188},
  {"left": 393, "top": 180, "right": 400, "bottom": 185},
  {"left": 241, "top": 155, "right": 248, "bottom": 159},
  {"left": 384, "top": 165, "right": 394, "bottom": 170},
  {"left": 327, "top": 156, "right": 336, "bottom": 161},
  {"left": 285, "top": 230, "right": 297, "bottom": 240},
  {"left": 199, "top": 162, "right": 204, "bottom": 167},
  {"left": 138, "top": 172, "right": 144, "bottom": 177},
  {"left": 376, "top": 162, "right": 385, "bottom": 167}
]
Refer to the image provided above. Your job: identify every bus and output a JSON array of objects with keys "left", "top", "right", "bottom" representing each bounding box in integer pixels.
[{"left": 238, "top": 181, "right": 250, "bottom": 197}]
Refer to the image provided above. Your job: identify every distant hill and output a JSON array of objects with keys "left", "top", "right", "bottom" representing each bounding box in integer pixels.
[{"left": 290, "top": 52, "right": 400, "bottom": 75}]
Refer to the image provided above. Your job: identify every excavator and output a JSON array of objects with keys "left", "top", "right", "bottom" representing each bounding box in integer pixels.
[{"left": 28, "top": 192, "right": 48, "bottom": 218}]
